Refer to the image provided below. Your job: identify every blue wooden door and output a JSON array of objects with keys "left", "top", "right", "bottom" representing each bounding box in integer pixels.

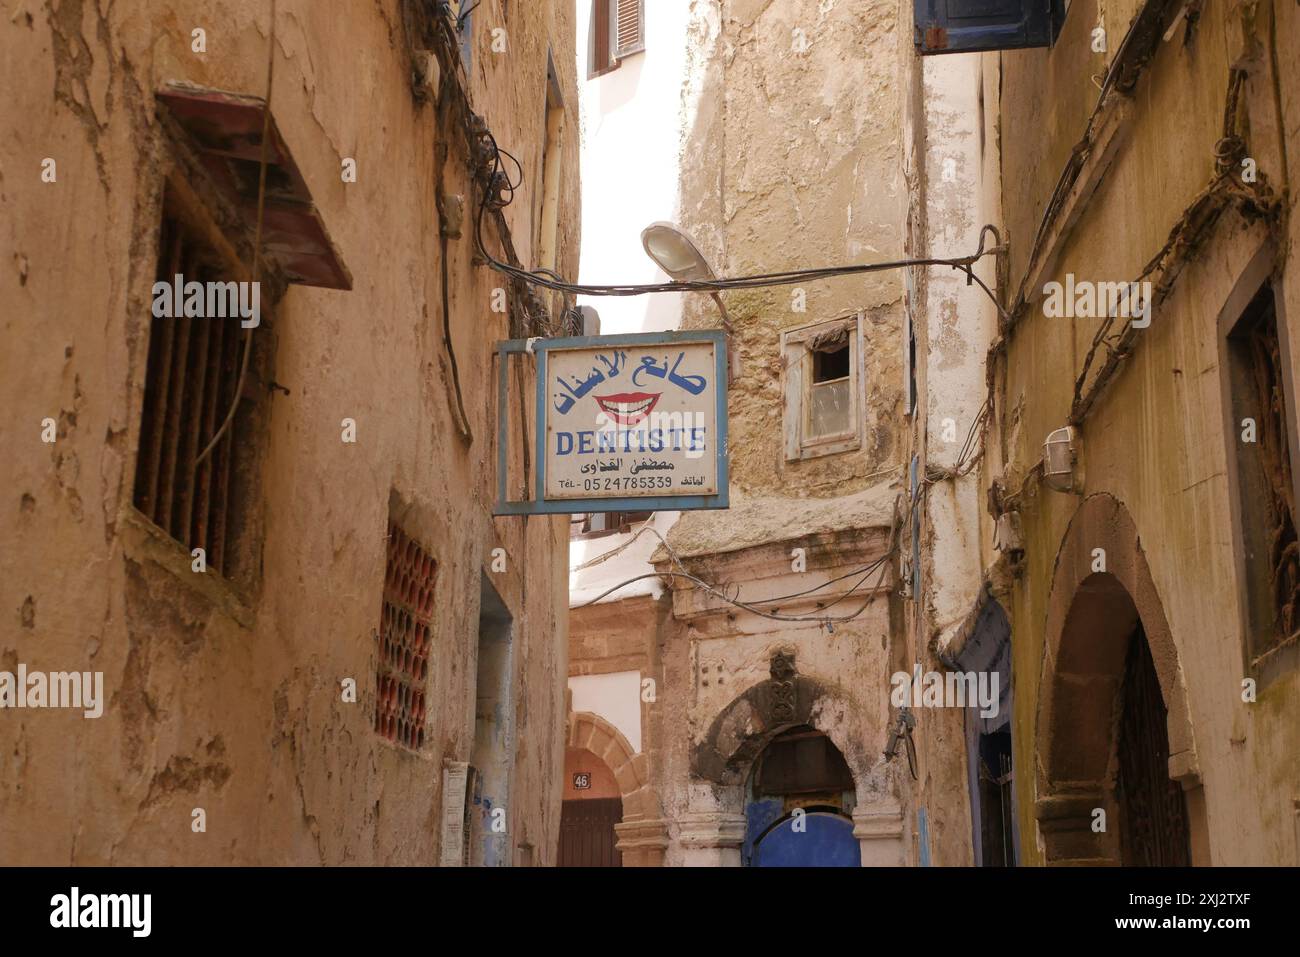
[{"left": 752, "top": 812, "right": 859, "bottom": 867}]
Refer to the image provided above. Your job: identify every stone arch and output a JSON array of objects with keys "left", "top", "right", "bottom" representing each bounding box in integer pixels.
[
  {"left": 686, "top": 650, "right": 904, "bottom": 866},
  {"left": 690, "top": 651, "right": 872, "bottom": 786},
  {"left": 1034, "top": 492, "right": 1206, "bottom": 864},
  {"left": 566, "top": 710, "right": 665, "bottom": 865}
]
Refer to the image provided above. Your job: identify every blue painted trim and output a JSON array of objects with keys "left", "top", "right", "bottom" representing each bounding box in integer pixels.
[
  {"left": 918, "top": 806, "right": 931, "bottom": 866},
  {"left": 535, "top": 344, "right": 548, "bottom": 506},
  {"left": 493, "top": 332, "right": 731, "bottom": 516}
]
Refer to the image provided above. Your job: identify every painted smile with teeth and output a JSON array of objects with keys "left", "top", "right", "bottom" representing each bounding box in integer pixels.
[{"left": 594, "top": 392, "right": 661, "bottom": 424}]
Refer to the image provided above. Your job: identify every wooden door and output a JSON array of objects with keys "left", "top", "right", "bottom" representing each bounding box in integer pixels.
[{"left": 557, "top": 798, "right": 622, "bottom": 867}]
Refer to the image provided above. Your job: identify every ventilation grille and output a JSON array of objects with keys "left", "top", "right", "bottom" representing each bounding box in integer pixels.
[{"left": 377, "top": 521, "right": 435, "bottom": 749}]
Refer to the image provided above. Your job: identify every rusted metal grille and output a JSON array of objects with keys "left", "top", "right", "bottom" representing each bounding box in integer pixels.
[
  {"left": 132, "top": 204, "right": 247, "bottom": 576},
  {"left": 1242, "top": 294, "right": 1299, "bottom": 650},
  {"left": 1116, "top": 622, "right": 1191, "bottom": 866},
  {"left": 376, "top": 522, "right": 435, "bottom": 749},
  {"left": 1228, "top": 287, "right": 1298, "bottom": 660},
  {"left": 754, "top": 727, "right": 855, "bottom": 797}
]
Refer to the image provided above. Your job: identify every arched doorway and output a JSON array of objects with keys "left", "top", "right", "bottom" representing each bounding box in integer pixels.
[
  {"left": 947, "top": 595, "right": 1018, "bottom": 866},
  {"left": 1035, "top": 494, "right": 1206, "bottom": 865},
  {"left": 687, "top": 651, "right": 905, "bottom": 867},
  {"left": 561, "top": 711, "right": 665, "bottom": 866},
  {"left": 743, "top": 726, "right": 859, "bottom": 867},
  {"left": 1115, "top": 618, "right": 1190, "bottom": 865}
]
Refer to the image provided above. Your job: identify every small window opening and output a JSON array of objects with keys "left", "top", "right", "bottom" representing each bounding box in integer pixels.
[
  {"left": 132, "top": 189, "right": 268, "bottom": 580},
  {"left": 808, "top": 341, "right": 852, "bottom": 440},
  {"left": 1227, "top": 285, "right": 1299, "bottom": 663},
  {"left": 813, "top": 345, "right": 850, "bottom": 383},
  {"left": 572, "top": 510, "right": 652, "bottom": 538}
]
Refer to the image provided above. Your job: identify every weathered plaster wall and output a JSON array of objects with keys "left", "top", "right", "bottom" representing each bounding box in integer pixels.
[
  {"left": 991, "top": 0, "right": 1300, "bottom": 865},
  {"left": 650, "top": 530, "right": 905, "bottom": 866},
  {"left": 1, "top": 0, "right": 578, "bottom": 864},
  {"left": 675, "top": 0, "right": 908, "bottom": 506},
  {"left": 900, "top": 34, "right": 999, "bottom": 865},
  {"left": 645, "top": 0, "right": 913, "bottom": 865}
]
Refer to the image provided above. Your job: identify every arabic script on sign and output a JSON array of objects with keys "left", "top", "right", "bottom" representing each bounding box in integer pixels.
[{"left": 545, "top": 340, "right": 718, "bottom": 500}]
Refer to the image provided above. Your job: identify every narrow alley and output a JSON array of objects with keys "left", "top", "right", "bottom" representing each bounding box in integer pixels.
[{"left": 1, "top": 0, "right": 1297, "bottom": 926}]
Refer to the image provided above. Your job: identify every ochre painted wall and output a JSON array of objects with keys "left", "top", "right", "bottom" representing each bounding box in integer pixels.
[
  {"left": 991, "top": 0, "right": 1300, "bottom": 865},
  {"left": 1, "top": 0, "right": 579, "bottom": 865}
]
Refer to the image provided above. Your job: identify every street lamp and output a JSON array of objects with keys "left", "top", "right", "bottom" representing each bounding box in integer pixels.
[
  {"left": 640, "top": 221, "right": 736, "bottom": 380},
  {"left": 641, "top": 221, "right": 733, "bottom": 333},
  {"left": 641, "top": 222, "right": 715, "bottom": 281}
]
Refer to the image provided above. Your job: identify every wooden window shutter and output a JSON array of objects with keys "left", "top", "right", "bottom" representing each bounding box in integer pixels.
[{"left": 613, "top": 0, "right": 645, "bottom": 58}]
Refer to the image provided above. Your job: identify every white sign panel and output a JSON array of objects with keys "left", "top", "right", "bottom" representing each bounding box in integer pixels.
[
  {"left": 544, "top": 339, "right": 720, "bottom": 500},
  {"left": 439, "top": 761, "right": 469, "bottom": 867}
]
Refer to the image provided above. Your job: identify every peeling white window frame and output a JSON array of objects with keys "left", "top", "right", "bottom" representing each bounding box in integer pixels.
[{"left": 781, "top": 313, "right": 865, "bottom": 462}]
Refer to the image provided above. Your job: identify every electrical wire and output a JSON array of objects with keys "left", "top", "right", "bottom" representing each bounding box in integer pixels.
[
  {"left": 468, "top": 122, "right": 1005, "bottom": 303},
  {"left": 195, "top": 0, "right": 277, "bottom": 468},
  {"left": 576, "top": 519, "right": 897, "bottom": 629},
  {"left": 576, "top": 552, "right": 895, "bottom": 626}
]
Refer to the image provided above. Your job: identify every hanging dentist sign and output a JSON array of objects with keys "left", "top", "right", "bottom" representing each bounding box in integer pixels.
[{"left": 494, "top": 330, "right": 729, "bottom": 515}]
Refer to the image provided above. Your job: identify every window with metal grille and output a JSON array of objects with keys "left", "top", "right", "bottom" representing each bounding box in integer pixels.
[
  {"left": 377, "top": 521, "right": 435, "bottom": 750},
  {"left": 1226, "top": 285, "right": 1299, "bottom": 666},
  {"left": 132, "top": 191, "right": 268, "bottom": 580}
]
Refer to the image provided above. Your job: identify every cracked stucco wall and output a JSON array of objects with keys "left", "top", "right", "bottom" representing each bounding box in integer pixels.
[
  {"left": 899, "top": 38, "right": 999, "bottom": 866},
  {"left": 1, "top": 0, "right": 578, "bottom": 864},
  {"left": 674, "top": 0, "right": 908, "bottom": 515},
  {"left": 641, "top": 0, "right": 914, "bottom": 866}
]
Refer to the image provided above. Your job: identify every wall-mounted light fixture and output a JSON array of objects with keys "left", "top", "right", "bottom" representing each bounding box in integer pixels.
[
  {"left": 641, "top": 221, "right": 738, "bottom": 382},
  {"left": 1042, "top": 426, "right": 1077, "bottom": 492}
]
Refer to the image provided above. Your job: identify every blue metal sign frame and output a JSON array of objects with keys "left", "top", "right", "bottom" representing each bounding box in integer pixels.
[{"left": 494, "top": 330, "right": 730, "bottom": 516}]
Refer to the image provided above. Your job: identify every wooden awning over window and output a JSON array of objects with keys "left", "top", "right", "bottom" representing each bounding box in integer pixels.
[
  {"left": 156, "top": 84, "right": 352, "bottom": 290},
  {"left": 808, "top": 321, "right": 851, "bottom": 353}
]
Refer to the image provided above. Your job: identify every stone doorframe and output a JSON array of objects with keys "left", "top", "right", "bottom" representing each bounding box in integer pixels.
[
  {"left": 566, "top": 710, "right": 668, "bottom": 866},
  {"left": 684, "top": 651, "right": 908, "bottom": 866},
  {"left": 1034, "top": 493, "right": 1209, "bottom": 864}
]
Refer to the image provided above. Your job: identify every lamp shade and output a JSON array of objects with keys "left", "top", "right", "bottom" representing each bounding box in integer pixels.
[{"left": 641, "top": 221, "right": 716, "bottom": 281}]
